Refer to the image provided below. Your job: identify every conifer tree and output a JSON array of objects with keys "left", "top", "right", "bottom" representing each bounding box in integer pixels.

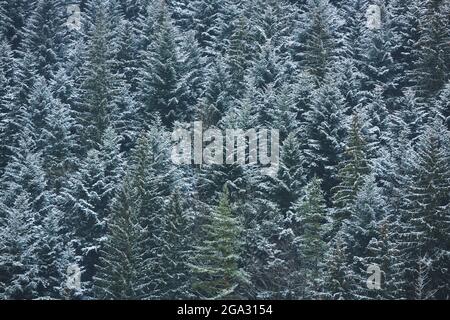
[
  {"left": 412, "top": 0, "right": 450, "bottom": 97},
  {"left": 322, "top": 230, "right": 354, "bottom": 299},
  {"left": 115, "top": 19, "right": 141, "bottom": 92},
  {"left": 344, "top": 175, "right": 390, "bottom": 299},
  {"left": 0, "top": 192, "right": 42, "bottom": 299},
  {"left": 360, "top": 86, "right": 389, "bottom": 159},
  {"left": 37, "top": 204, "right": 78, "bottom": 299},
  {"left": 333, "top": 114, "right": 370, "bottom": 224},
  {"left": 287, "top": 177, "right": 330, "bottom": 298},
  {"left": 190, "top": 185, "right": 248, "bottom": 299},
  {"left": 139, "top": 4, "right": 183, "bottom": 126},
  {"left": 79, "top": 0, "right": 118, "bottom": 148},
  {"left": 436, "top": 82, "right": 450, "bottom": 130},
  {"left": 389, "top": 0, "right": 422, "bottom": 89},
  {"left": 401, "top": 118, "right": 450, "bottom": 299},
  {"left": 0, "top": 127, "right": 49, "bottom": 218},
  {"left": 41, "top": 95, "right": 78, "bottom": 192},
  {"left": 226, "top": 15, "right": 253, "bottom": 99},
  {"left": 189, "top": 0, "right": 223, "bottom": 55},
  {"left": 386, "top": 89, "right": 426, "bottom": 145},
  {"left": 158, "top": 191, "right": 193, "bottom": 299},
  {"left": 59, "top": 149, "right": 105, "bottom": 295},
  {"left": 178, "top": 31, "right": 206, "bottom": 121},
  {"left": 359, "top": 1, "right": 398, "bottom": 100},
  {"left": 292, "top": 0, "right": 340, "bottom": 85},
  {"left": 0, "top": 0, "right": 32, "bottom": 49},
  {"left": 197, "top": 58, "right": 232, "bottom": 126},
  {"left": 93, "top": 180, "right": 150, "bottom": 299},
  {"left": 251, "top": 40, "right": 283, "bottom": 91},
  {"left": 0, "top": 38, "right": 16, "bottom": 173},
  {"left": 272, "top": 132, "right": 305, "bottom": 215},
  {"left": 302, "top": 80, "right": 347, "bottom": 200},
  {"left": 18, "top": 0, "right": 65, "bottom": 80}
]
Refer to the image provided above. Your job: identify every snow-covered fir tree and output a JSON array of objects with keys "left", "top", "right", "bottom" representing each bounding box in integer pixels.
[{"left": 0, "top": 0, "right": 448, "bottom": 300}]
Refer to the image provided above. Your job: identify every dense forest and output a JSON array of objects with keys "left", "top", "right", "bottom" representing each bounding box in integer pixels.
[{"left": 0, "top": 0, "right": 449, "bottom": 300}]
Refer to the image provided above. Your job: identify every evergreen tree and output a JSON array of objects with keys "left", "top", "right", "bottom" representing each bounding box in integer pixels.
[
  {"left": 93, "top": 180, "right": 150, "bottom": 299},
  {"left": 0, "top": 0, "right": 32, "bottom": 49},
  {"left": 302, "top": 80, "right": 347, "bottom": 200},
  {"left": 197, "top": 58, "right": 232, "bottom": 126},
  {"left": 127, "top": 122, "right": 175, "bottom": 298},
  {"left": 322, "top": 230, "right": 354, "bottom": 299},
  {"left": 360, "top": 85, "right": 389, "bottom": 159},
  {"left": 79, "top": 0, "right": 118, "bottom": 148},
  {"left": 159, "top": 191, "right": 193, "bottom": 299},
  {"left": 401, "top": 118, "right": 450, "bottom": 299},
  {"left": 239, "top": 193, "right": 289, "bottom": 298},
  {"left": 272, "top": 132, "right": 305, "bottom": 215},
  {"left": 226, "top": 15, "right": 253, "bottom": 99},
  {"left": 115, "top": 19, "right": 141, "bottom": 92},
  {"left": 251, "top": 0, "right": 292, "bottom": 50},
  {"left": 292, "top": 0, "right": 341, "bottom": 84},
  {"left": 412, "top": 0, "right": 450, "bottom": 97},
  {"left": 189, "top": 185, "right": 248, "bottom": 299},
  {"left": 0, "top": 38, "right": 16, "bottom": 173},
  {"left": 436, "top": 82, "right": 450, "bottom": 130},
  {"left": 139, "top": 4, "right": 183, "bottom": 126},
  {"left": 251, "top": 40, "right": 283, "bottom": 91},
  {"left": 286, "top": 177, "right": 330, "bottom": 298},
  {"left": 386, "top": 89, "right": 426, "bottom": 145},
  {"left": 41, "top": 94, "right": 78, "bottom": 192},
  {"left": 0, "top": 127, "right": 49, "bottom": 218},
  {"left": 178, "top": 31, "right": 207, "bottom": 121},
  {"left": 359, "top": 1, "right": 398, "bottom": 101},
  {"left": 333, "top": 114, "right": 370, "bottom": 224},
  {"left": 344, "top": 175, "right": 390, "bottom": 299},
  {"left": 188, "top": 0, "right": 224, "bottom": 55},
  {"left": 0, "top": 192, "right": 42, "bottom": 299},
  {"left": 389, "top": 0, "right": 422, "bottom": 89},
  {"left": 332, "top": 58, "right": 364, "bottom": 114},
  {"left": 0, "top": 1, "right": 11, "bottom": 37},
  {"left": 18, "top": 0, "right": 65, "bottom": 80},
  {"left": 37, "top": 204, "right": 78, "bottom": 299},
  {"left": 59, "top": 149, "right": 105, "bottom": 295}
]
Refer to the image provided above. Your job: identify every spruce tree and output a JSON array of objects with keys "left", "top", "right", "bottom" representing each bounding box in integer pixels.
[
  {"left": 436, "top": 82, "right": 450, "bottom": 130},
  {"left": 189, "top": 185, "right": 248, "bottom": 299},
  {"left": 292, "top": 0, "right": 340, "bottom": 85},
  {"left": 359, "top": 1, "right": 398, "bottom": 101},
  {"left": 0, "top": 38, "right": 16, "bottom": 173},
  {"left": 41, "top": 94, "right": 78, "bottom": 192},
  {"left": 401, "top": 118, "right": 450, "bottom": 299},
  {"left": 178, "top": 31, "right": 206, "bottom": 121},
  {"left": 189, "top": 0, "right": 223, "bottom": 55},
  {"left": 287, "top": 177, "right": 330, "bottom": 298},
  {"left": 226, "top": 15, "right": 253, "bottom": 99},
  {"left": 332, "top": 114, "right": 370, "bottom": 225},
  {"left": 79, "top": 0, "right": 118, "bottom": 148},
  {"left": 0, "top": 0, "right": 32, "bottom": 49},
  {"left": 139, "top": 4, "right": 183, "bottom": 126},
  {"left": 159, "top": 191, "right": 193, "bottom": 299},
  {"left": 322, "top": 230, "right": 354, "bottom": 300},
  {"left": 344, "top": 175, "right": 390, "bottom": 299},
  {"left": 93, "top": 180, "right": 150, "bottom": 299},
  {"left": 302, "top": 80, "right": 347, "bottom": 200},
  {"left": 412, "top": 0, "right": 450, "bottom": 97},
  {"left": 37, "top": 204, "right": 78, "bottom": 299},
  {"left": 18, "top": 0, "right": 65, "bottom": 80},
  {"left": 0, "top": 192, "right": 42, "bottom": 299},
  {"left": 272, "top": 132, "right": 305, "bottom": 215},
  {"left": 360, "top": 85, "right": 389, "bottom": 159}
]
